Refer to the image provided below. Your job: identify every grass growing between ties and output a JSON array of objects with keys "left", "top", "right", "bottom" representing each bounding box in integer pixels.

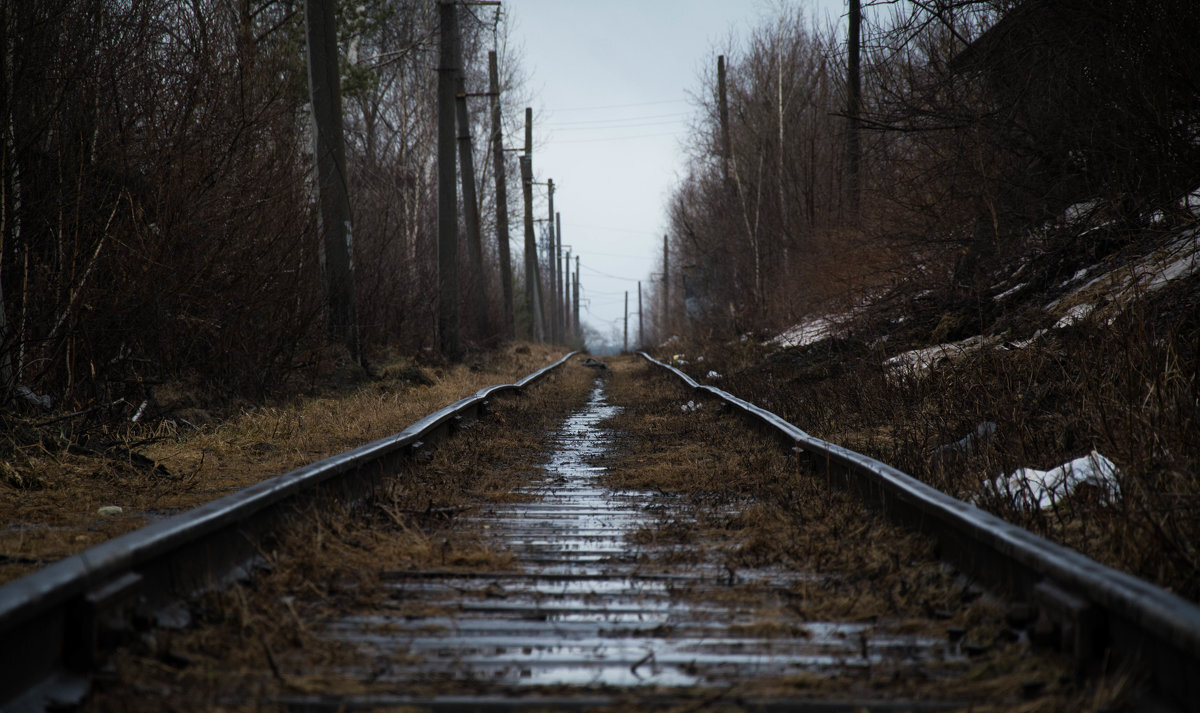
[
  {"left": 82, "top": 357, "right": 598, "bottom": 711},
  {"left": 591, "top": 357, "right": 1139, "bottom": 712},
  {"left": 0, "top": 343, "right": 568, "bottom": 586}
]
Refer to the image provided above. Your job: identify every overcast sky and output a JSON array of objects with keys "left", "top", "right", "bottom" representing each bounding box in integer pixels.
[{"left": 500, "top": 0, "right": 845, "bottom": 351}]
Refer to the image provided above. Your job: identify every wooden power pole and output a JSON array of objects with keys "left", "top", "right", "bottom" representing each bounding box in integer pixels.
[
  {"left": 846, "top": 0, "right": 861, "bottom": 216},
  {"left": 454, "top": 34, "right": 487, "bottom": 340},
  {"left": 546, "top": 179, "right": 557, "bottom": 343},
  {"left": 662, "top": 235, "right": 669, "bottom": 334},
  {"left": 488, "top": 51, "right": 514, "bottom": 338},
  {"left": 718, "top": 55, "right": 731, "bottom": 187},
  {"left": 637, "top": 280, "right": 643, "bottom": 350},
  {"left": 520, "top": 108, "right": 544, "bottom": 341},
  {"left": 573, "top": 256, "right": 580, "bottom": 340},
  {"left": 555, "top": 212, "right": 564, "bottom": 342},
  {"left": 304, "top": 0, "right": 359, "bottom": 363},
  {"left": 564, "top": 250, "right": 571, "bottom": 339},
  {"left": 436, "top": 0, "right": 460, "bottom": 358},
  {"left": 623, "top": 291, "right": 629, "bottom": 353}
]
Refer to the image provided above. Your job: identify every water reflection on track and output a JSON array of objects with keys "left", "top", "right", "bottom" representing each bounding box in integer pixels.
[{"left": 321, "top": 380, "right": 956, "bottom": 691}]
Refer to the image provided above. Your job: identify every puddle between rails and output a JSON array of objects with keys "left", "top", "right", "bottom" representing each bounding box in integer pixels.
[{"left": 319, "top": 378, "right": 957, "bottom": 689}]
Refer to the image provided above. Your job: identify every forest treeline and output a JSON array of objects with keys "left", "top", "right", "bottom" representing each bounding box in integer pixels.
[
  {"left": 5, "top": 0, "right": 1200, "bottom": 413},
  {"left": 655, "top": 0, "right": 1200, "bottom": 340},
  {"left": 1, "top": 0, "right": 534, "bottom": 412}
]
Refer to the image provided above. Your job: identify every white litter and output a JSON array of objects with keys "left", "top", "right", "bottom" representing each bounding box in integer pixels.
[{"left": 984, "top": 450, "right": 1120, "bottom": 511}]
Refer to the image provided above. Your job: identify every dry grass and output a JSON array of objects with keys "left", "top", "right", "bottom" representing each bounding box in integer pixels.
[
  {"left": 660, "top": 269, "right": 1200, "bottom": 604},
  {"left": 0, "top": 343, "right": 569, "bottom": 586},
  {"left": 590, "top": 357, "right": 1136, "bottom": 711},
  {"left": 79, "top": 354, "right": 1143, "bottom": 711},
  {"left": 82, "top": 356, "right": 598, "bottom": 711}
]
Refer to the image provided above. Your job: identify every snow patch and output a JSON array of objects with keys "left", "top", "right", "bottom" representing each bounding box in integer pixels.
[
  {"left": 983, "top": 451, "right": 1120, "bottom": 511},
  {"left": 1062, "top": 200, "right": 1101, "bottom": 224},
  {"left": 1053, "top": 303, "right": 1094, "bottom": 328},
  {"left": 885, "top": 335, "right": 992, "bottom": 374},
  {"left": 993, "top": 282, "right": 1027, "bottom": 301},
  {"left": 932, "top": 422, "right": 996, "bottom": 457},
  {"left": 1145, "top": 238, "right": 1200, "bottom": 291},
  {"left": 1181, "top": 188, "right": 1200, "bottom": 214},
  {"left": 773, "top": 315, "right": 843, "bottom": 349},
  {"left": 705, "top": 370, "right": 722, "bottom": 380}
]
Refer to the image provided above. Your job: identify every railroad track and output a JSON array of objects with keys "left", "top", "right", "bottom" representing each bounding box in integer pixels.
[{"left": 1, "top": 353, "right": 1198, "bottom": 712}]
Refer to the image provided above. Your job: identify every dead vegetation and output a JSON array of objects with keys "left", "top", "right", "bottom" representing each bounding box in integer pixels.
[
  {"left": 0, "top": 343, "right": 569, "bottom": 586},
  {"left": 657, "top": 226, "right": 1200, "bottom": 604},
  {"left": 79, "top": 354, "right": 1144, "bottom": 711},
  {"left": 82, "top": 357, "right": 597, "bottom": 711},
  {"left": 592, "top": 357, "right": 1138, "bottom": 711}
]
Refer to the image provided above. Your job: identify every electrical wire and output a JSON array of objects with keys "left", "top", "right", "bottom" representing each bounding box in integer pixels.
[
  {"left": 552, "top": 131, "right": 682, "bottom": 145},
  {"left": 545, "top": 111, "right": 690, "bottom": 127},
  {"left": 547, "top": 119, "right": 686, "bottom": 133},
  {"left": 581, "top": 264, "right": 642, "bottom": 281},
  {"left": 551, "top": 98, "right": 689, "bottom": 112}
]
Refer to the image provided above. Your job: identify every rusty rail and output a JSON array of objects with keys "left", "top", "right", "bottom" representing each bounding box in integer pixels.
[
  {"left": 0, "top": 352, "right": 577, "bottom": 711},
  {"left": 640, "top": 351, "right": 1200, "bottom": 713}
]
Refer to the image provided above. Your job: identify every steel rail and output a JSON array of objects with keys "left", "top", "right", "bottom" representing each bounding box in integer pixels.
[
  {"left": 640, "top": 351, "right": 1200, "bottom": 713},
  {"left": 0, "top": 352, "right": 577, "bottom": 711}
]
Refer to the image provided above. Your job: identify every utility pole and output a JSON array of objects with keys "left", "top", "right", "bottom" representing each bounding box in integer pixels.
[
  {"left": 546, "top": 179, "right": 557, "bottom": 343},
  {"left": 846, "top": 0, "right": 861, "bottom": 216},
  {"left": 488, "top": 51, "right": 514, "bottom": 339},
  {"left": 718, "top": 55, "right": 731, "bottom": 188},
  {"left": 304, "top": 0, "right": 359, "bottom": 363},
  {"left": 520, "top": 107, "right": 544, "bottom": 341},
  {"left": 555, "top": 212, "right": 564, "bottom": 342},
  {"left": 436, "top": 0, "right": 460, "bottom": 358},
  {"left": 573, "top": 256, "right": 580, "bottom": 340},
  {"left": 662, "top": 235, "right": 669, "bottom": 334},
  {"left": 623, "top": 291, "right": 629, "bottom": 354},
  {"left": 564, "top": 250, "right": 571, "bottom": 339},
  {"left": 455, "top": 34, "right": 487, "bottom": 340},
  {"left": 637, "top": 280, "right": 643, "bottom": 350}
]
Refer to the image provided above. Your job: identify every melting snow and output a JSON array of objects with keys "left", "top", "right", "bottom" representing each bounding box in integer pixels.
[
  {"left": 1182, "top": 188, "right": 1200, "bottom": 214},
  {"left": 1053, "top": 303, "right": 1094, "bottom": 328},
  {"left": 772, "top": 313, "right": 848, "bottom": 348},
  {"left": 983, "top": 451, "right": 1120, "bottom": 511},
  {"left": 705, "top": 370, "right": 722, "bottom": 380},
  {"left": 993, "top": 282, "right": 1027, "bottom": 301},
  {"left": 885, "top": 335, "right": 992, "bottom": 374}
]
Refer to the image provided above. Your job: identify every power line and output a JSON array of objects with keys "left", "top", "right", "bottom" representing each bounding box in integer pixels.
[
  {"left": 573, "top": 249, "right": 650, "bottom": 259},
  {"left": 546, "top": 111, "right": 690, "bottom": 127},
  {"left": 552, "top": 98, "right": 688, "bottom": 112},
  {"left": 553, "top": 131, "right": 681, "bottom": 145},
  {"left": 566, "top": 223, "right": 654, "bottom": 236},
  {"left": 581, "top": 264, "right": 641, "bottom": 281},
  {"left": 548, "top": 119, "right": 686, "bottom": 133}
]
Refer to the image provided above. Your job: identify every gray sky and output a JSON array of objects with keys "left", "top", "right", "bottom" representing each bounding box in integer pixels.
[{"left": 501, "top": 0, "right": 845, "bottom": 350}]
